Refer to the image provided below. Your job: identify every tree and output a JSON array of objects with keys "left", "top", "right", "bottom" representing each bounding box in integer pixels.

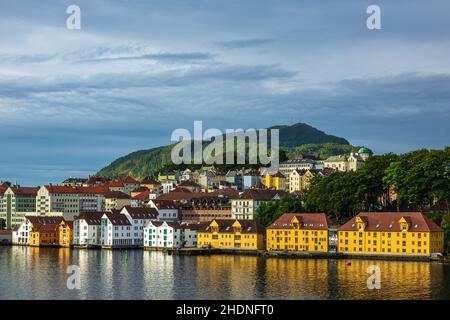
[{"left": 254, "top": 196, "right": 303, "bottom": 226}]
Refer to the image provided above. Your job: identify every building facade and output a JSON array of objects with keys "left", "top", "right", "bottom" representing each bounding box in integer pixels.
[
  {"left": 197, "top": 219, "right": 266, "bottom": 250},
  {"left": 338, "top": 212, "right": 444, "bottom": 256},
  {"left": 0, "top": 186, "right": 38, "bottom": 230},
  {"left": 266, "top": 213, "right": 330, "bottom": 252}
]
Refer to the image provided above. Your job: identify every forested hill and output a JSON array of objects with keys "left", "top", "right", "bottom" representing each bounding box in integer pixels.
[{"left": 96, "top": 122, "right": 363, "bottom": 179}]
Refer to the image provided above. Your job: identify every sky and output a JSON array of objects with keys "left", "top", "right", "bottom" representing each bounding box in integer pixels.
[{"left": 0, "top": 0, "right": 449, "bottom": 186}]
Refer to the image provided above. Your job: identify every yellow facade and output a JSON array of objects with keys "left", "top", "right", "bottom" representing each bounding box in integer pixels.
[
  {"left": 59, "top": 220, "right": 73, "bottom": 247},
  {"left": 266, "top": 214, "right": 329, "bottom": 252},
  {"left": 261, "top": 173, "right": 286, "bottom": 191},
  {"left": 338, "top": 214, "right": 445, "bottom": 256},
  {"left": 289, "top": 170, "right": 316, "bottom": 193},
  {"left": 29, "top": 226, "right": 59, "bottom": 247},
  {"left": 197, "top": 220, "right": 265, "bottom": 250}
]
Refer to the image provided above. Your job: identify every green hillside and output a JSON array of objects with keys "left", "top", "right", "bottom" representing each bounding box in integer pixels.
[{"left": 96, "top": 122, "right": 367, "bottom": 179}]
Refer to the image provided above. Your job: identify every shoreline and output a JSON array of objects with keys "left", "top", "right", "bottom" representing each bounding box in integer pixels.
[{"left": 5, "top": 244, "right": 448, "bottom": 264}]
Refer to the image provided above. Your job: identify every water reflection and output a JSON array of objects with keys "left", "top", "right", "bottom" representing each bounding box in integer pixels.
[{"left": 0, "top": 246, "right": 449, "bottom": 300}]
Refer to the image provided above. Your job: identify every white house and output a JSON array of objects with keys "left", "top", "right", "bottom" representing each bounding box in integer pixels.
[
  {"left": 100, "top": 212, "right": 133, "bottom": 248},
  {"left": 182, "top": 223, "right": 208, "bottom": 248},
  {"left": 148, "top": 199, "right": 180, "bottom": 221},
  {"left": 73, "top": 212, "right": 104, "bottom": 247},
  {"left": 120, "top": 206, "right": 158, "bottom": 246},
  {"left": 143, "top": 221, "right": 183, "bottom": 249}
]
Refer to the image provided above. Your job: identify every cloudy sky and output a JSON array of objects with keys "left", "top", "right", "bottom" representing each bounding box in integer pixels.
[{"left": 0, "top": 0, "right": 449, "bottom": 186}]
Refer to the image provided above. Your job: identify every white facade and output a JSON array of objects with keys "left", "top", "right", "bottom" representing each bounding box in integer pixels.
[
  {"left": 120, "top": 206, "right": 157, "bottom": 246},
  {"left": 100, "top": 213, "right": 133, "bottom": 247},
  {"left": 73, "top": 213, "right": 103, "bottom": 246},
  {"left": 36, "top": 186, "right": 105, "bottom": 220},
  {"left": 143, "top": 221, "right": 183, "bottom": 249},
  {"left": 148, "top": 200, "right": 179, "bottom": 221}
]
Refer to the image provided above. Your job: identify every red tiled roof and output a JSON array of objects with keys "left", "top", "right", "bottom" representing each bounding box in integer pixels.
[
  {"left": 338, "top": 212, "right": 444, "bottom": 233},
  {"left": 108, "top": 181, "right": 124, "bottom": 188},
  {"left": 132, "top": 191, "right": 150, "bottom": 200},
  {"left": 9, "top": 186, "right": 39, "bottom": 196},
  {"left": 267, "top": 213, "right": 331, "bottom": 230},
  {"left": 119, "top": 176, "right": 138, "bottom": 184},
  {"left": 45, "top": 185, "right": 109, "bottom": 195}
]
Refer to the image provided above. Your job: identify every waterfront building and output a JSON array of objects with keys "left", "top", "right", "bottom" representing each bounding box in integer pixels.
[
  {"left": 182, "top": 222, "right": 208, "bottom": 247},
  {"left": 231, "top": 189, "right": 287, "bottom": 220},
  {"left": 337, "top": 212, "right": 445, "bottom": 256},
  {"left": 100, "top": 212, "right": 133, "bottom": 248},
  {"left": 28, "top": 216, "right": 64, "bottom": 247},
  {"left": 36, "top": 185, "right": 107, "bottom": 220},
  {"left": 0, "top": 186, "right": 38, "bottom": 230},
  {"left": 266, "top": 213, "right": 331, "bottom": 252},
  {"left": 148, "top": 199, "right": 180, "bottom": 221},
  {"left": 143, "top": 220, "right": 184, "bottom": 249},
  {"left": 261, "top": 172, "right": 286, "bottom": 191},
  {"left": 120, "top": 206, "right": 158, "bottom": 246},
  {"left": 104, "top": 191, "right": 133, "bottom": 211},
  {"left": 197, "top": 219, "right": 266, "bottom": 250},
  {"left": 73, "top": 212, "right": 104, "bottom": 247},
  {"left": 59, "top": 220, "right": 73, "bottom": 247}
]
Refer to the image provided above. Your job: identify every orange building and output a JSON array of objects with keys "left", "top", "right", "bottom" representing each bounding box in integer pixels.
[
  {"left": 30, "top": 222, "right": 60, "bottom": 247},
  {"left": 59, "top": 220, "right": 73, "bottom": 247}
]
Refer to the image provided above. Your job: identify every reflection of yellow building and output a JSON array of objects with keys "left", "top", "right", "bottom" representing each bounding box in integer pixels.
[
  {"left": 59, "top": 220, "right": 73, "bottom": 247},
  {"left": 197, "top": 219, "right": 266, "bottom": 250},
  {"left": 266, "top": 213, "right": 330, "bottom": 252},
  {"left": 262, "top": 172, "right": 286, "bottom": 190},
  {"left": 338, "top": 212, "right": 444, "bottom": 256}
]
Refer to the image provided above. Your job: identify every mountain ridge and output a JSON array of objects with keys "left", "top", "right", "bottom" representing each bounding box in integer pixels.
[{"left": 96, "top": 122, "right": 364, "bottom": 179}]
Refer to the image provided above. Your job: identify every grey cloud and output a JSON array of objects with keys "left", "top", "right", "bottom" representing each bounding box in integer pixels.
[{"left": 218, "top": 38, "right": 274, "bottom": 49}]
